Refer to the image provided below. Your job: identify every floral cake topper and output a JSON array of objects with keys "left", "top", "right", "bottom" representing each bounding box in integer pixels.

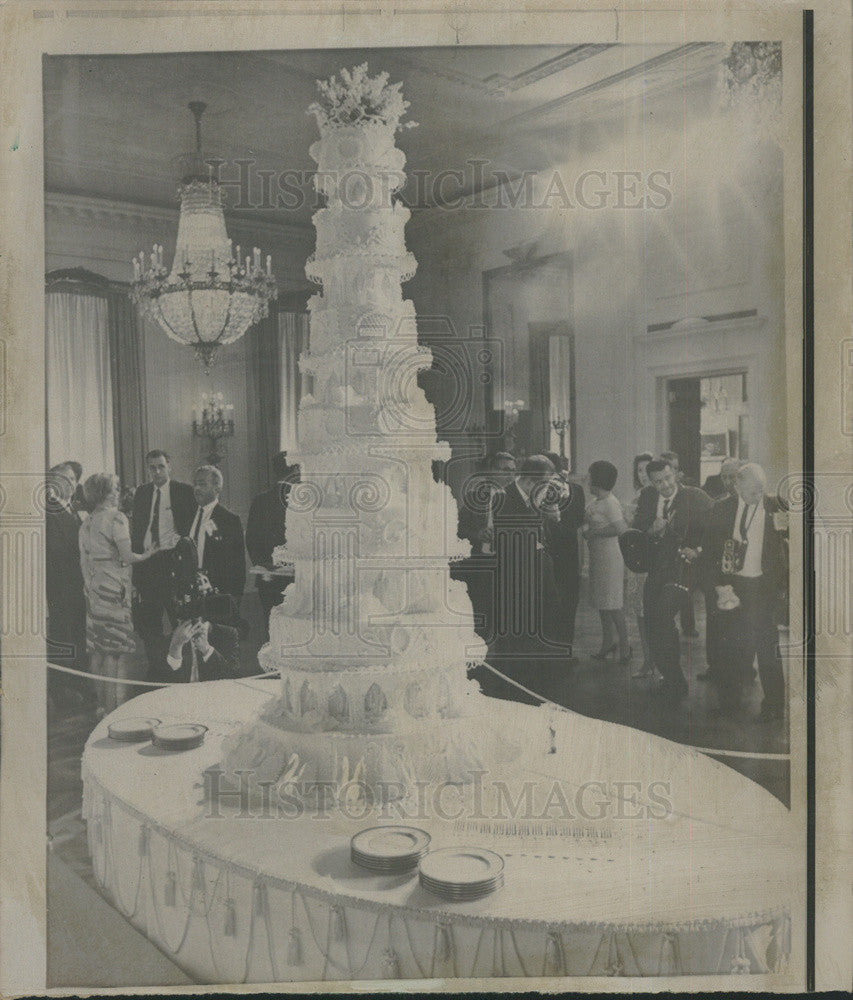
[{"left": 308, "top": 63, "right": 417, "bottom": 131}]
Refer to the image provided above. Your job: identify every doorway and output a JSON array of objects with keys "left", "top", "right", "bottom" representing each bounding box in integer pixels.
[{"left": 666, "top": 371, "right": 749, "bottom": 487}]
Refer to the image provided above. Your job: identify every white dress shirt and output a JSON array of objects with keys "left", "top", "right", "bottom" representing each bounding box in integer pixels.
[
  {"left": 656, "top": 485, "right": 679, "bottom": 520},
  {"left": 188, "top": 499, "right": 218, "bottom": 567},
  {"left": 143, "top": 481, "right": 178, "bottom": 552},
  {"left": 167, "top": 641, "right": 215, "bottom": 676},
  {"left": 733, "top": 497, "right": 765, "bottom": 577}
]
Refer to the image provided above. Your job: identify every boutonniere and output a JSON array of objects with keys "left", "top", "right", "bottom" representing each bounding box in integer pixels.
[
  {"left": 203, "top": 521, "right": 221, "bottom": 541},
  {"left": 772, "top": 510, "right": 789, "bottom": 532}
]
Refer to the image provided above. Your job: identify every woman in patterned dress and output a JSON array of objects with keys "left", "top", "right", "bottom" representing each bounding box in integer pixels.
[{"left": 79, "top": 473, "right": 158, "bottom": 715}]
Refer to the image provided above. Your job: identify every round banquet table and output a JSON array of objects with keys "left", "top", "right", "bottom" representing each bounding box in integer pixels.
[{"left": 81, "top": 678, "right": 799, "bottom": 986}]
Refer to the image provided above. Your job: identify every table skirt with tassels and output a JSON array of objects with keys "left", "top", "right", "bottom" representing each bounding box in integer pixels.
[{"left": 81, "top": 678, "right": 799, "bottom": 985}]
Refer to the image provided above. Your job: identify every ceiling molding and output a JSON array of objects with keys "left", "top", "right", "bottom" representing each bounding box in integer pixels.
[
  {"left": 483, "top": 44, "right": 616, "bottom": 93},
  {"left": 498, "top": 42, "right": 723, "bottom": 129},
  {"left": 45, "top": 190, "right": 315, "bottom": 245}
]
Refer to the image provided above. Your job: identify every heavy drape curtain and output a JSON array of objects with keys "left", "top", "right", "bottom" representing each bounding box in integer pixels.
[
  {"left": 46, "top": 289, "right": 115, "bottom": 475},
  {"left": 107, "top": 287, "right": 148, "bottom": 487},
  {"left": 46, "top": 272, "right": 149, "bottom": 484},
  {"left": 246, "top": 307, "right": 282, "bottom": 495},
  {"left": 279, "top": 311, "right": 310, "bottom": 456},
  {"left": 245, "top": 308, "right": 309, "bottom": 494}
]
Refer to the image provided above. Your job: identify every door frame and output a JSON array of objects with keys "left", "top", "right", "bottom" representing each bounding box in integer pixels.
[{"left": 634, "top": 314, "right": 773, "bottom": 478}]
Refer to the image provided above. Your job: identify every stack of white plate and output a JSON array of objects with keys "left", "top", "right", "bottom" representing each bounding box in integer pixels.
[
  {"left": 151, "top": 723, "right": 208, "bottom": 751},
  {"left": 107, "top": 717, "right": 161, "bottom": 742},
  {"left": 350, "top": 826, "right": 431, "bottom": 874},
  {"left": 418, "top": 847, "right": 505, "bottom": 900}
]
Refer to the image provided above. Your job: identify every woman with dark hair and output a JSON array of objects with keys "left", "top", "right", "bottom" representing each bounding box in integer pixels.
[
  {"left": 583, "top": 460, "right": 630, "bottom": 662},
  {"left": 79, "top": 473, "right": 159, "bottom": 716},
  {"left": 625, "top": 452, "right": 656, "bottom": 676}
]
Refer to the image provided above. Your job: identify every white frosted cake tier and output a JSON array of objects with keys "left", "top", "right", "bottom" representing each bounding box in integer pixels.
[
  {"left": 310, "top": 122, "right": 406, "bottom": 193},
  {"left": 218, "top": 696, "right": 522, "bottom": 803},
  {"left": 252, "top": 655, "right": 481, "bottom": 733},
  {"left": 306, "top": 250, "right": 417, "bottom": 286},
  {"left": 314, "top": 203, "right": 410, "bottom": 257},
  {"left": 263, "top": 596, "right": 485, "bottom": 666}
]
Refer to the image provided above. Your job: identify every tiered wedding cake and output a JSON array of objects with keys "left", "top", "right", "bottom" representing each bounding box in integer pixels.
[{"left": 220, "top": 67, "right": 517, "bottom": 803}]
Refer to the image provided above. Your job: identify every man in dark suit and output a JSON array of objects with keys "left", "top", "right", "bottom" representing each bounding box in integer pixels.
[
  {"left": 481, "top": 455, "right": 568, "bottom": 705},
  {"left": 457, "top": 452, "right": 516, "bottom": 555},
  {"left": 701, "top": 463, "right": 788, "bottom": 721},
  {"left": 632, "top": 458, "right": 713, "bottom": 701},
  {"left": 45, "top": 463, "right": 94, "bottom": 714},
  {"left": 659, "top": 450, "right": 698, "bottom": 636},
  {"left": 131, "top": 449, "right": 197, "bottom": 672},
  {"left": 697, "top": 458, "right": 744, "bottom": 684},
  {"left": 542, "top": 451, "right": 585, "bottom": 657},
  {"left": 246, "top": 452, "right": 298, "bottom": 640},
  {"left": 188, "top": 465, "right": 246, "bottom": 602},
  {"left": 148, "top": 617, "right": 239, "bottom": 684}
]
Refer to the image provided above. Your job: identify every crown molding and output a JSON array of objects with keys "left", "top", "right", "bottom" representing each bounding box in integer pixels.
[
  {"left": 498, "top": 42, "right": 724, "bottom": 130},
  {"left": 44, "top": 191, "right": 315, "bottom": 248},
  {"left": 484, "top": 44, "right": 616, "bottom": 94},
  {"left": 637, "top": 313, "right": 767, "bottom": 346}
]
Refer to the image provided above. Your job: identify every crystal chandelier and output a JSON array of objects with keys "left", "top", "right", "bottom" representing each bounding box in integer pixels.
[{"left": 130, "top": 101, "right": 278, "bottom": 368}]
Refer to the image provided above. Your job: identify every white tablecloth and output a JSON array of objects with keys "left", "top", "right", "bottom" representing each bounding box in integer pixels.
[{"left": 81, "top": 678, "right": 800, "bottom": 984}]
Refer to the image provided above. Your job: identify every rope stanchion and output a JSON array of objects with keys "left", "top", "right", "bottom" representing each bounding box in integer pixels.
[{"left": 46, "top": 660, "right": 280, "bottom": 688}]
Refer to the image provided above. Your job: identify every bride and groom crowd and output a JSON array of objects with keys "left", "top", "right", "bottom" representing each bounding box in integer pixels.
[{"left": 461, "top": 448, "right": 788, "bottom": 725}]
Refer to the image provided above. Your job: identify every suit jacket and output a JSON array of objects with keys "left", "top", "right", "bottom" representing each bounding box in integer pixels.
[
  {"left": 701, "top": 494, "right": 788, "bottom": 598},
  {"left": 195, "top": 502, "right": 246, "bottom": 598},
  {"left": 489, "top": 481, "right": 564, "bottom": 650},
  {"left": 149, "top": 622, "right": 239, "bottom": 683},
  {"left": 632, "top": 483, "right": 713, "bottom": 581},
  {"left": 131, "top": 479, "right": 197, "bottom": 593},
  {"left": 45, "top": 506, "right": 86, "bottom": 667},
  {"left": 543, "top": 480, "right": 585, "bottom": 592},
  {"left": 245, "top": 483, "right": 290, "bottom": 586},
  {"left": 45, "top": 505, "right": 84, "bottom": 614}
]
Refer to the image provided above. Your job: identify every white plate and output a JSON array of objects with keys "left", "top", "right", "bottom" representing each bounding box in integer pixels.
[
  {"left": 351, "top": 826, "right": 430, "bottom": 860},
  {"left": 418, "top": 847, "right": 504, "bottom": 886},
  {"left": 152, "top": 723, "right": 208, "bottom": 750},
  {"left": 419, "top": 873, "right": 504, "bottom": 900},
  {"left": 107, "top": 717, "right": 161, "bottom": 742}
]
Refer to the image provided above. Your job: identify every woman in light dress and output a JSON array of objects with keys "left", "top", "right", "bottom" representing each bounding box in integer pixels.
[
  {"left": 582, "top": 460, "right": 630, "bottom": 663},
  {"left": 624, "top": 452, "right": 657, "bottom": 677},
  {"left": 79, "top": 473, "right": 158, "bottom": 716}
]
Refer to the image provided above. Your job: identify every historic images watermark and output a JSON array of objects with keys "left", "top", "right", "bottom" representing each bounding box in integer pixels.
[
  {"left": 204, "top": 766, "right": 674, "bottom": 824},
  {"left": 204, "top": 157, "right": 674, "bottom": 213}
]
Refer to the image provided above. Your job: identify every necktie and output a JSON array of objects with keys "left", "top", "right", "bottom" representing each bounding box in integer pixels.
[
  {"left": 663, "top": 497, "right": 673, "bottom": 520},
  {"left": 739, "top": 502, "right": 752, "bottom": 540},
  {"left": 150, "top": 487, "right": 161, "bottom": 547},
  {"left": 192, "top": 508, "right": 203, "bottom": 546}
]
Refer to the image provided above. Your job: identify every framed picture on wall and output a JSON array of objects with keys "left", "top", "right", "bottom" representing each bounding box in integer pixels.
[{"left": 700, "top": 431, "right": 728, "bottom": 457}]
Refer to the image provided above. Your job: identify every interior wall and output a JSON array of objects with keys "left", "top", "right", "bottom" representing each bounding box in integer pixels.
[
  {"left": 45, "top": 193, "right": 314, "bottom": 522},
  {"left": 407, "top": 73, "right": 787, "bottom": 502}
]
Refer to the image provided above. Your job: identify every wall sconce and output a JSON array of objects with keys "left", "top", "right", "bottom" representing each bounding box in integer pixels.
[
  {"left": 550, "top": 417, "right": 569, "bottom": 459},
  {"left": 192, "top": 392, "right": 234, "bottom": 466}
]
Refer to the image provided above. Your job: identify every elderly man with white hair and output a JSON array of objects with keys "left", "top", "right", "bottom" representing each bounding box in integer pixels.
[
  {"left": 701, "top": 462, "right": 789, "bottom": 721},
  {"left": 188, "top": 465, "right": 246, "bottom": 602}
]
